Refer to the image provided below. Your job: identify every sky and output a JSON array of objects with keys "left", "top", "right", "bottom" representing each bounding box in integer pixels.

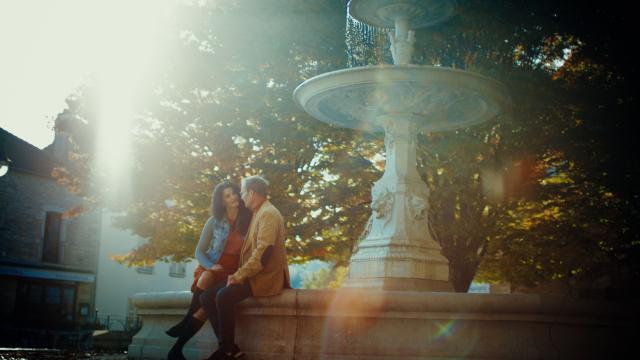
[{"left": 0, "top": 0, "right": 171, "bottom": 149}]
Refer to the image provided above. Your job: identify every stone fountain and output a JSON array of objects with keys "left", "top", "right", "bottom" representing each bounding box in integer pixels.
[
  {"left": 126, "top": 1, "right": 635, "bottom": 358},
  {"left": 294, "top": 0, "right": 510, "bottom": 291}
]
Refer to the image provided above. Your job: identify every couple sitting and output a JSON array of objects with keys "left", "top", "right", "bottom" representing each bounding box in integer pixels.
[{"left": 167, "top": 175, "right": 290, "bottom": 360}]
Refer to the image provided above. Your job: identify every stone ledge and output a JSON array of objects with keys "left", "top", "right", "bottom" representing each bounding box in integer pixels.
[
  {"left": 129, "top": 289, "right": 637, "bottom": 359},
  {"left": 132, "top": 288, "right": 628, "bottom": 320}
]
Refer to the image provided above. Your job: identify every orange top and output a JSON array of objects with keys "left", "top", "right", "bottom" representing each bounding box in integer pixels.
[{"left": 223, "top": 216, "right": 243, "bottom": 255}]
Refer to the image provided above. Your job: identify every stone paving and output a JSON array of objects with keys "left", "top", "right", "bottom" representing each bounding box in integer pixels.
[{"left": 0, "top": 349, "right": 127, "bottom": 359}]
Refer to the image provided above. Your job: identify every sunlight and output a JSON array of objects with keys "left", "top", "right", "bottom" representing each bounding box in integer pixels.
[
  {"left": 1, "top": 0, "right": 171, "bottom": 191},
  {"left": 87, "top": 0, "right": 170, "bottom": 196}
]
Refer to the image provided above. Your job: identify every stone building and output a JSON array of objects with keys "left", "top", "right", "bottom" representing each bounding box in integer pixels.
[{"left": 0, "top": 118, "right": 100, "bottom": 348}]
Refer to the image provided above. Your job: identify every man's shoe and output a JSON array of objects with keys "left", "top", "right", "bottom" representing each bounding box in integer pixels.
[
  {"left": 203, "top": 349, "right": 226, "bottom": 360},
  {"left": 204, "top": 344, "right": 245, "bottom": 360},
  {"left": 225, "top": 344, "right": 245, "bottom": 359}
]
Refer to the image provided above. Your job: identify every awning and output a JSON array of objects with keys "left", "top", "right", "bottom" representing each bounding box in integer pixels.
[{"left": 0, "top": 264, "right": 95, "bottom": 283}]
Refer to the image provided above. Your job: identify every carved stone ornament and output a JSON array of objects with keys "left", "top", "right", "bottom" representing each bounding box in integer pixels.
[
  {"left": 372, "top": 187, "right": 394, "bottom": 220},
  {"left": 408, "top": 194, "right": 427, "bottom": 220}
]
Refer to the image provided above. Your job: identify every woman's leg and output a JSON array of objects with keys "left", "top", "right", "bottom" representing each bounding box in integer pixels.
[
  {"left": 166, "top": 271, "right": 225, "bottom": 359},
  {"left": 196, "top": 270, "right": 216, "bottom": 290},
  {"left": 167, "top": 288, "right": 207, "bottom": 359},
  {"left": 168, "top": 278, "right": 233, "bottom": 360},
  {"left": 192, "top": 307, "right": 207, "bottom": 322},
  {"left": 168, "top": 267, "right": 224, "bottom": 336},
  {"left": 166, "top": 289, "right": 204, "bottom": 338}
]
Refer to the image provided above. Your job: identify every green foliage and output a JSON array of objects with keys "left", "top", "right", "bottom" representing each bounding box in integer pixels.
[
  {"left": 302, "top": 265, "right": 348, "bottom": 289},
  {"left": 416, "top": 1, "right": 639, "bottom": 295},
  {"left": 55, "top": 0, "right": 638, "bottom": 297},
  {"left": 57, "top": 0, "right": 380, "bottom": 266}
]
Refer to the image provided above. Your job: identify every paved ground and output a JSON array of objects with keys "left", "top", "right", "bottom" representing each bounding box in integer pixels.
[{"left": 0, "top": 349, "right": 127, "bottom": 359}]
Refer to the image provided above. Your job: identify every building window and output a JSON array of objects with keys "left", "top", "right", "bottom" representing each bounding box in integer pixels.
[
  {"left": 78, "top": 303, "right": 90, "bottom": 317},
  {"left": 45, "top": 286, "right": 61, "bottom": 304},
  {"left": 42, "top": 211, "right": 62, "bottom": 263},
  {"left": 169, "top": 262, "right": 186, "bottom": 278},
  {"left": 16, "top": 280, "right": 76, "bottom": 327},
  {"left": 63, "top": 288, "right": 75, "bottom": 321},
  {"left": 136, "top": 265, "right": 154, "bottom": 275},
  {"left": 27, "top": 284, "right": 43, "bottom": 304}
]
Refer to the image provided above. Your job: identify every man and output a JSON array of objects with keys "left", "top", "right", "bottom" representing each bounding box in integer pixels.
[{"left": 200, "top": 175, "right": 290, "bottom": 360}]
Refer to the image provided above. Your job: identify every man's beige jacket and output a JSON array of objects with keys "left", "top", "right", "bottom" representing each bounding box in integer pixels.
[{"left": 231, "top": 200, "right": 290, "bottom": 297}]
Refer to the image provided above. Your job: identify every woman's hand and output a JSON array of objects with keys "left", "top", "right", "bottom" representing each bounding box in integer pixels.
[{"left": 210, "top": 264, "right": 224, "bottom": 271}]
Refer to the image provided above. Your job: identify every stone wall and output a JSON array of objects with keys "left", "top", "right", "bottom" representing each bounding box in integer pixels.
[
  {"left": 128, "top": 289, "right": 637, "bottom": 360},
  {"left": 0, "top": 170, "right": 99, "bottom": 270},
  {"left": 0, "top": 169, "right": 100, "bottom": 342}
]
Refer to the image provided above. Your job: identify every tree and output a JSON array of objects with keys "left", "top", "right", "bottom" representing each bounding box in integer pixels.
[
  {"left": 302, "top": 265, "right": 348, "bottom": 289},
  {"left": 416, "top": 1, "right": 639, "bottom": 295},
  {"left": 55, "top": 0, "right": 638, "bottom": 296},
  {"left": 57, "top": 0, "right": 381, "bottom": 266}
]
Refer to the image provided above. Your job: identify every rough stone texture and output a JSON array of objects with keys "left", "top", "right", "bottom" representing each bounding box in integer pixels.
[
  {"left": 0, "top": 167, "right": 100, "bottom": 341},
  {"left": 0, "top": 170, "right": 100, "bottom": 270},
  {"left": 129, "top": 289, "right": 637, "bottom": 359}
]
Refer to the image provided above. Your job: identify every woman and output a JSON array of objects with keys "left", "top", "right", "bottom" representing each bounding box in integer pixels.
[{"left": 167, "top": 180, "right": 252, "bottom": 360}]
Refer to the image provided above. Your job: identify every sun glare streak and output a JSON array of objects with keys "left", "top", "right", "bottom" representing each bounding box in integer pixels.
[
  {"left": 2, "top": 0, "right": 172, "bottom": 178},
  {"left": 88, "top": 0, "right": 170, "bottom": 202}
]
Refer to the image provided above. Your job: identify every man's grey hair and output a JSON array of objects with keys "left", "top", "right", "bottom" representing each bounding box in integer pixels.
[{"left": 242, "top": 175, "right": 269, "bottom": 197}]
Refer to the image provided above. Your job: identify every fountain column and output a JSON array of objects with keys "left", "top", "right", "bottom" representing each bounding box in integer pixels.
[
  {"left": 346, "top": 114, "right": 452, "bottom": 291},
  {"left": 295, "top": 0, "right": 509, "bottom": 292},
  {"left": 342, "top": 1, "right": 454, "bottom": 292}
]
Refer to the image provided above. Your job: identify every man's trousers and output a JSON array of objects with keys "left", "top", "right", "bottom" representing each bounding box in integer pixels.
[{"left": 199, "top": 281, "right": 253, "bottom": 350}]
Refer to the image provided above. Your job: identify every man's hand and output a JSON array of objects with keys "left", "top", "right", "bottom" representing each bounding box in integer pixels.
[
  {"left": 226, "top": 275, "right": 241, "bottom": 286},
  {"left": 210, "top": 264, "right": 224, "bottom": 271}
]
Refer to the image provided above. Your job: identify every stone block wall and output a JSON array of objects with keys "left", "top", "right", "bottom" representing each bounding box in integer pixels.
[
  {"left": 129, "top": 289, "right": 638, "bottom": 360},
  {"left": 0, "top": 171, "right": 99, "bottom": 270}
]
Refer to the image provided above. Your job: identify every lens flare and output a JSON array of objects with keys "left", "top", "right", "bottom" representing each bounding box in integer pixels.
[
  {"left": 318, "top": 289, "right": 387, "bottom": 358},
  {"left": 434, "top": 319, "right": 457, "bottom": 340}
]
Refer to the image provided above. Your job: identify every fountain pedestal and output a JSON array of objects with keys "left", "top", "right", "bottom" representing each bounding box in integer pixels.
[
  {"left": 295, "top": 0, "right": 510, "bottom": 291},
  {"left": 346, "top": 115, "right": 452, "bottom": 291},
  {"left": 294, "top": 66, "right": 511, "bottom": 292}
]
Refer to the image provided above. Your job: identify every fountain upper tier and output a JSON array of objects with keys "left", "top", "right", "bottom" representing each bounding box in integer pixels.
[
  {"left": 293, "top": 65, "right": 510, "bottom": 133},
  {"left": 349, "top": 0, "right": 455, "bottom": 29}
]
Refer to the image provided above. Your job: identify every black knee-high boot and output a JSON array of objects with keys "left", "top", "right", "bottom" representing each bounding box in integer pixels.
[
  {"left": 166, "top": 289, "right": 203, "bottom": 338},
  {"left": 167, "top": 316, "right": 205, "bottom": 360}
]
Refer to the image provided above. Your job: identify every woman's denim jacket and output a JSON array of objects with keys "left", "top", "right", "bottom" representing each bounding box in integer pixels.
[{"left": 195, "top": 216, "right": 230, "bottom": 269}]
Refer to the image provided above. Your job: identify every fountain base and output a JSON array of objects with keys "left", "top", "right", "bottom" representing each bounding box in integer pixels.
[
  {"left": 346, "top": 234, "right": 453, "bottom": 291},
  {"left": 344, "top": 276, "right": 453, "bottom": 292},
  {"left": 128, "top": 289, "right": 636, "bottom": 359}
]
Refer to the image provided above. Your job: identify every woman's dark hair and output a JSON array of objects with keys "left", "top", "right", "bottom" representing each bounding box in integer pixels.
[{"left": 210, "top": 180, "right": 252, "bottom": 236}]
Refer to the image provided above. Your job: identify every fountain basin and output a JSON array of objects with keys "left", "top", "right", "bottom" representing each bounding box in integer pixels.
[
  {"left": 349, "top": 0, "right": 456, "bottom": 29},
  {"left": 294, "top": 65, "right": 510, "bottom": 132}
]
